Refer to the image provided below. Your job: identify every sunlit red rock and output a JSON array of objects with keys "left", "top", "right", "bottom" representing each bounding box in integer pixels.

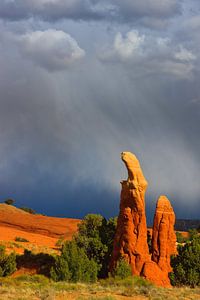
[
  {"left": 151, "top": 195, "right": 177, "bottom": 271},
  {"left": 110, "top": 152, "right": 177, "bottom": 287},
  {"left": 142, "top": 195, "right": 176, "bottom": 287},
  {"left": 110, "top": 152, "right": 150, "bottom": 275}
]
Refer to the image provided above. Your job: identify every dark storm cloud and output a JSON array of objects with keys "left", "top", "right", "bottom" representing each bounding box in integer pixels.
[
  {"left": 0, "top": 1, "right": 199, "bottom": 220},
  {"left": 0, "top": 0, "right": 182, "bottom": 25},
  {"left": 0, "top": 34, "right": 199, "bottom": 219}
]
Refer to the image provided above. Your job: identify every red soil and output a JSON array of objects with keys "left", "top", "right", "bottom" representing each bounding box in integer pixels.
[{"left": 0, "top": 203, "right": 80, "bottom": 253}]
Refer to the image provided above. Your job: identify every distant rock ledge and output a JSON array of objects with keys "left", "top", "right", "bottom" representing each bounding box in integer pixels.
[{"left": 175, "top": 219, "right": 200, "bottom": 231}]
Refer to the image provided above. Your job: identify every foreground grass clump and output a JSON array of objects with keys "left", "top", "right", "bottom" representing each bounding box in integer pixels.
[
  {"left": 0, "top": 245, "right": 16, "bottom": 277},
  {"left": 111, "top": 258, "right": 132, "bottom": 279},
  {"left": 0, "top": 275, "right": 200, "bottom": 300}
]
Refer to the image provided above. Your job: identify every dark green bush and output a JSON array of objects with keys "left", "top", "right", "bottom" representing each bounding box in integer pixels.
[
  {"left": 55, "top": 236, "right": 65, "bottom": 248},
  {"left": 4, "top": 199, "right": 15, "bottom": 205},
  {"left": 16, "top": 250, "right": 55, "bottom": 277},
  {"left": 19, "top": 207, "right": 36, "bottom": 214},
  {"left": 170, "top": 235, "right": 200, "bottom": 287},
  {"left": 74, "top": 214, "right": 117, "bottom": 277},
  {"left": 15, "top": 236, "right": 29, "bottom": 242},
  {"left": 50, "top": 240, "right": 98, "bottom": 282},
  {"left": 51, "top": 214, "right": 117, "bottom": 282},
  {"left": 111, "top": 258, "right": 132, "bottom": 279},
  {"left": 176, "top": 231, "right": 188, "bottom": 243},
  {"left": 188, "top": 228, "right": 198, "bottom": 240},
  {"left": 0, "top": 245, "right": 16, "bottom": 276}
]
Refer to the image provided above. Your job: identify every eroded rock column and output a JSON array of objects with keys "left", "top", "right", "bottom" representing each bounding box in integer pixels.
[
  {"left": 110, "top": 152, "right": 150, "bottom": 275},
  {"left": 142, "top": 195, "right": 177, "bottom": 286}
]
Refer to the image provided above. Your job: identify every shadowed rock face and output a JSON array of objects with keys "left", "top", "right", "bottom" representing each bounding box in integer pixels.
[
  {"left": 110, "top": 152, "right": 150, "bottom": 275},
  {"left": 110, "top": 152, "right": 177, "bottom": 287}
]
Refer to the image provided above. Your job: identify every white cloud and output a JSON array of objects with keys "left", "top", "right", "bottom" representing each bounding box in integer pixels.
[
  {"left": 114, "top": 31, "right": 144, "bottom": 59},
  {"left": 16, "top": 29, "right": 85, "bottom": 71},
  {"left": 99, "top": 30, "right": 196, "bottom": 79},
  {"left": 174, "top": 46, "right": 196, "bottom": 61}
]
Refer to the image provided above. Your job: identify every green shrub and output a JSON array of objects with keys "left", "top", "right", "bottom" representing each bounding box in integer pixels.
[
  {"left": 0, "top": 245, "right": 16, "bottom": 276},
  {"left": 16, "top": 250, "right": 55, "bottom": 277},
  {"left": 50, "top": 256, "right": 70, "bottom": 281},
  {"left": 4, "top": 199, "right": 15, "bottom": 205},
  {"left": 15, "top": 237, "right": 29, "bottom": 242},
  {"left": 55, "top": 236, "right": 65, "bottom": 248},
  {"left": 19, "top": 207, "right": 36, "bottom": 214},
  {"left": 176, "top": 231, "right": 188, "bottom": 243},
  {"left": 74, "top": 214, "right": 117, "bottom": 277},
  {"left": 188, "top": 229, "right": 198, "bottom": 240},
  {"left": 170, "top": 235, "right": 200, "bottom": 287},
  {"left": 112, "top": 258, "right": 132, "bottom": 279},
  {"left": 50, "top": 240, "right": 98, "bottom": 283}
]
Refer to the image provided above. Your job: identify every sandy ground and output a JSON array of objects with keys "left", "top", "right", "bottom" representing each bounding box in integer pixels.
[{"left": 0, "top": 203, "right": 80, "bottom": 254}]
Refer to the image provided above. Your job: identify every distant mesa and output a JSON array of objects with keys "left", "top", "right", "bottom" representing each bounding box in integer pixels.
[
  {"left": 175, "top": 219, "right": 200, "bottom": 231},
  {"left": 110, "top": 151, "right": 177, "bottom": 287}
]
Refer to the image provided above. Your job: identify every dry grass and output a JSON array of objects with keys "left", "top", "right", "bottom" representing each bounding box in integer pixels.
[
  {"left": 0, "top": 240, "right": 59, "bottom": 256},
  {"left": 0, "top": 276, "right": 199, "bottom": 300}
]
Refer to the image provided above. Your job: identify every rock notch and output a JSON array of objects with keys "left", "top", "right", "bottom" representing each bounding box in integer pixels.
[
  {"left": 110, "top": 151, "right": 150, "bottom": 275},
  {"left": 110, "top": 152, "right": 177, "bottom": 287}
]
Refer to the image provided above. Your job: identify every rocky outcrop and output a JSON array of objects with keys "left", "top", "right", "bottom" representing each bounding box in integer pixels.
[
  {"left": 151, "top": 196, "right": 177, "bottom": 272},
  {"left": 110, "top": 152, "right": 177, "bottom": 287},
  {"left": 142, "top": 196, "right": 177, "bottom": 286},
  {"left": 110, "top": 152, "right": 150, "bottom": 275}
]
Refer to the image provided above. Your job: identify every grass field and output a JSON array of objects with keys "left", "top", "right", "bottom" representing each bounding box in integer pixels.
[{"left": 0, "top": 275, "right": 199, "bottom": 300}]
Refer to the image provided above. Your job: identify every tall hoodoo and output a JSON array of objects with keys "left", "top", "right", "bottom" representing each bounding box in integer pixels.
[
  {"left": 110, "top": 152, "right": 150, "bottom": 275},
  {"left": 151, "top": 195, "right": 177, "bottom": 271},
  {"left": 110, "top": 152, "right": 177, "bottom": 287},
  {"left": 142, "top": 195, "right": 177, "bottom": 287}
]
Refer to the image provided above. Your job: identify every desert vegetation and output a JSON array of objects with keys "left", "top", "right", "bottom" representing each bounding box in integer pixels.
[
  {"left": 0, "top": 212, "right": 199, "bottom": 299},
  {"left": 0, "top": 274, "right": 199, "bottom": 300},
  {"left": 170, "top": 230, "right": 200, "bottom": 287},
  {"left": 0, "top": 213, "right": 200, "bottom": 288},
  {"left": 0, "top": 245, "right": 16, "bottom": 277}
]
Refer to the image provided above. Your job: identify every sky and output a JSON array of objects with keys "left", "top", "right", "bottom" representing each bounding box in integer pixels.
[{"left": 0, "top": 0, "right": 200, "bottom": 223}]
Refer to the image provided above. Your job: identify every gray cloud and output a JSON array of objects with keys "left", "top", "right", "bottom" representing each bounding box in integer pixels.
[
  {"left": 11, "top": 29, "right": 85, "bottom": 71},
  {"left": 0, "top": 0, "right": 182, "bottom": 26},
  {"left": 99, "top": 30, "right": 196, "bottom": 80}
]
